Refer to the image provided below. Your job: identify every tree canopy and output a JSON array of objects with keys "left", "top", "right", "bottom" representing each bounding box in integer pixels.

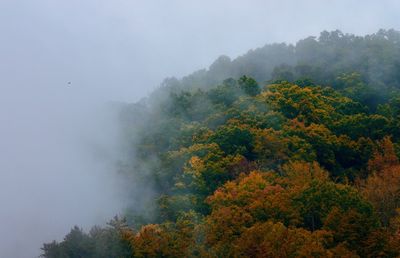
[{"left": 42, "top": 30, "right": 400, "bottom": 258}]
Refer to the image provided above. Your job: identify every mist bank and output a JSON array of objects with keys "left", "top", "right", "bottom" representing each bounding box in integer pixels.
[{"left": 0, "top": 83, "right": 128, "bottom": 257}]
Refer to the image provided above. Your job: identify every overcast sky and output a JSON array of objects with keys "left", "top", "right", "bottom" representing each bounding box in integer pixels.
[{"left": 1, "top": 1, "right": 400, "bottom": 257}]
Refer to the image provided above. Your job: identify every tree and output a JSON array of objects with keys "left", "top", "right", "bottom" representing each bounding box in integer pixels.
[{"left": 238, "top": 75, "right": 261, "bottom": 96}]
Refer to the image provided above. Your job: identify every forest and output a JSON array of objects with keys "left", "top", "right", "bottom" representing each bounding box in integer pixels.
[{"left": 42, "top": 30, "right": 400, "bottom": 257}]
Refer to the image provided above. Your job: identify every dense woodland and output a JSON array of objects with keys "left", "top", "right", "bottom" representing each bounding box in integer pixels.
[{"left": 42, "top": 30, "right": 400, "bottom": 257}]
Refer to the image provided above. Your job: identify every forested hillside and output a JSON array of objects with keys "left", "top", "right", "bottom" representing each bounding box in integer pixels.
[{"left": 42, "top": 30, "right": 400, "bottom": 257}]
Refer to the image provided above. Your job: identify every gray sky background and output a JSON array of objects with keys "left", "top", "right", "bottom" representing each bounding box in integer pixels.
[{"left": 1, "top": 1, "right": 400, "bottom": 257}]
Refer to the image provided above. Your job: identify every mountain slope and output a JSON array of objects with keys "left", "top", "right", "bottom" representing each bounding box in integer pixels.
[{"left": 42, "top": 30, "right": 400, "bottom": 258}]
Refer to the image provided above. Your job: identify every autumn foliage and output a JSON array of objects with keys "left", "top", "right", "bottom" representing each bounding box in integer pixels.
[
  {"left": 115, "top": 77, "right": 400, "bottom": 257},
  {"left": 42, "top": 30, "right": 400, "bottom": 257}
]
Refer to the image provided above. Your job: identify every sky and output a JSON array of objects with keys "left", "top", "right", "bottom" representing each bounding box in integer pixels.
[{"left": 1, "top": 0, "right": 400, "bottom": 257}]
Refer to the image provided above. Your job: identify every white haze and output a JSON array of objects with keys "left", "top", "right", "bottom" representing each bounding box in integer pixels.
[{"left": 1, "top": 0, "right": 400, "bottom": 257}]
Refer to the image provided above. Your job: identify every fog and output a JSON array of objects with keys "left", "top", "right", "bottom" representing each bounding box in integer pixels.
[{"left": 1, "top": 0, "right": 400, "bottom": 257}]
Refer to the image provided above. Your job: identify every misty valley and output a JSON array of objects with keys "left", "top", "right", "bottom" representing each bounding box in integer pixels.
[{"left": 39, "top": 30, "right": 400, "bottom": 257}]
